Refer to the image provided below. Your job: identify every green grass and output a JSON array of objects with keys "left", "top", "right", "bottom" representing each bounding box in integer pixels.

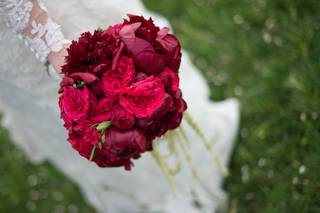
[
  {"left": 142, "top": 0, "right": 320, "bottom": 212},
  {"left": 0, "top": 118, "right": 95, "bottom": 212},
  {"left": 1, "top": 0, "right": 320, "bottom": 212}
]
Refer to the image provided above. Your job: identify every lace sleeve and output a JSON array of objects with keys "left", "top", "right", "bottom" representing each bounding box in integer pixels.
[{"left": 0, "top": 0, "right": 69, "bottom": 63}]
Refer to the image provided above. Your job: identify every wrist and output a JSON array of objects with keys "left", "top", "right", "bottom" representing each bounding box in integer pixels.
[{"left": 48, "top": 46, "right": 68, "bottom": 74}]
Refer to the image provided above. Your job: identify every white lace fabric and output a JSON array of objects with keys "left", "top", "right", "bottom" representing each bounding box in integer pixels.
[{"left": 0, "top": 0, "right": 68, "bottom": 62}]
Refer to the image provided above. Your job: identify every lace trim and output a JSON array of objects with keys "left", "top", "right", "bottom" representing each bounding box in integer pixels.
[
  {"left": 1, "top": 0, "right": 33, "bottom": 33},
  {"left": 24, "top": 17, "right": 68, "bottom": 62},
  {"left": 1, "top": 0, "right": 68, "bottom": 62}
]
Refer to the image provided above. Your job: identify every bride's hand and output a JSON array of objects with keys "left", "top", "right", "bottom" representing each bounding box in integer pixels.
[{"left": 48, "top": 45, "right": 69, "bottom": 76}]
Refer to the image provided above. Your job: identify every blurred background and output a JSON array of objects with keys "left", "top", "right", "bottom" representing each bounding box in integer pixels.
[{"left": 1, "top": 0, "right": 320, "bottom": 212}]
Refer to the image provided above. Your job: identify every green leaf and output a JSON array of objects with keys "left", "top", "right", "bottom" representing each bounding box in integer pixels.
[
  {"left": 96, "top": 121, "right": 112, "bottom": 131},
  {"left": 73, "top": 81, "right": 85, "bottom": 89},
  {"left": 44, "top": 60, "right": 51, "bottom": 77}
]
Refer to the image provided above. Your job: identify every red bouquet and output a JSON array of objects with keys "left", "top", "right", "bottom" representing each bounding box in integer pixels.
[{"left": 58, "top": 15, "right": 187, "bottom": 170}]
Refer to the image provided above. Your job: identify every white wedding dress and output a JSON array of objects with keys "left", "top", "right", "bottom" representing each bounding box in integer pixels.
[{"left": 0, "top": 0, "right": 239, "bottom": 212}]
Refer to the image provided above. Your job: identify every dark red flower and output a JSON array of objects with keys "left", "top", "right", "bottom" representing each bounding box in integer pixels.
[
  {"left": 59, "top": 86, "right": 97, "bottom": 123},
  {"left": 124, "top": 14, "right": 160, "bottom": 43},
  {"left": 111, "top": 105, "right": 135, "bottom": 129},
  {"left": 158, "top": 67, "right": 179, "bottom": 93},
  {"left": 72, "top": 120, "right": 100, "bottom": 146},
  {"left": 119, "top": 76, "right": 165, "bottom": 118},
  {"left": 120, "top": 15, "right": 182, "bottom": 74},
  {"left": 119, "top": 24, "right": 167, "bottom": 75},
  {"left": 156, "top": 32, "right": 182, "bottom": 72},
  {"left": 101, "top": 56, "right": 135, "bottom": 97},
  {"left": 90, "top": 98, "right": 114, "bottom": 123},
  {"left": 101, "top": 127, "right": 147, "bottom": 170},
  {"left": 62, "top": 30, "right": 118, "bottom": 75},
  {"left": 68, "top": 129, "right": 95, "bottom": 159}
]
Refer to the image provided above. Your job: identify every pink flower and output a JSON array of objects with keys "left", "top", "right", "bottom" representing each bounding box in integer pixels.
[
  {"left": 59, "top": 86, "right": 97, "bottom": 123},
  {"left": 119, "top": 76, "right": 165, "bottom": 118}
]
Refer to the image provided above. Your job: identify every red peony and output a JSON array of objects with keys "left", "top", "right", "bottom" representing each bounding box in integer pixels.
[
  {"left": 119, "top": 76, "right": 165, "bottom": 118},
  {"left": 100, "top": 127, "right": 147, "bottom": 170},
  {"left": 120, "top": 15, "right": 182, "bottom": 74}
]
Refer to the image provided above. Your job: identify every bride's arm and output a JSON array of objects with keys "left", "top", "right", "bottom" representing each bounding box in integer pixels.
[{"left": 0, "top": 0, "right": 69, "bottom": 73}]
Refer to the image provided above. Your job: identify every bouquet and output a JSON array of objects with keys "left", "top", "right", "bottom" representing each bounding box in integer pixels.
[{"left": 58, "top": 15, "right": 187, "bottom": 170}]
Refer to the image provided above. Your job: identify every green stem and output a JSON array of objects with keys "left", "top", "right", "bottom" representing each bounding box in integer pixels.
[{"left": 89, "top": 145, "right": 97, "bottom": 161}]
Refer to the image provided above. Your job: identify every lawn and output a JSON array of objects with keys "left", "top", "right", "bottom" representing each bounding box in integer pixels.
[
  {"left": 1, "top": 0, "right": 320, "bottom": 212},
  {"left": 0, "top": 118, "right": 95, "bottom": 212},
  {"left": 143, "top": 0, "right": 320, "bottom": 212}
]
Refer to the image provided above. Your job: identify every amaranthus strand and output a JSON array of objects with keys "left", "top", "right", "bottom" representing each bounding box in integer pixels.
[
  {"left": 165, "top": 132, "right": 182, "bottom": 175},
  {"left": 174, "top": 129, "right": 199, "bottom": 179},
  {"left": 178, "top": 126, "right": 191, "bottom": 147},
  {"left": 151, "top": 141, "right": 176, "bottom": 194},
  {"left": 184, "top": 112, "right": 229, "bottom": 177},
  {"left": 162, "top": 132, "right": 175, "bottom": 158}
]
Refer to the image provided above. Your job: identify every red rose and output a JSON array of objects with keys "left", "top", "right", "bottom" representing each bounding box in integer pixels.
[
  {"left": 111, "top": 105, "right": 135, "bottom": 129},
  {"left": 90, "top": 98, "right": 114, "bottom": 123},
  {"left": 59, "top": 86, "right": 97, "bottom": 123},
  {"left": 101, "top": 56, "right": 135, "bottom": 97},
  {"left": 72, "top": 120, "right": 100, "bottom": 145},
  {"left": 119, "top": 76, "right": 165, "bottom": 118},
  {"left": 68, "top": 130, "right": 95, "bottom": 159},
  {"left": 158, "top": 67, "right": 179, "bottom": 93}
]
